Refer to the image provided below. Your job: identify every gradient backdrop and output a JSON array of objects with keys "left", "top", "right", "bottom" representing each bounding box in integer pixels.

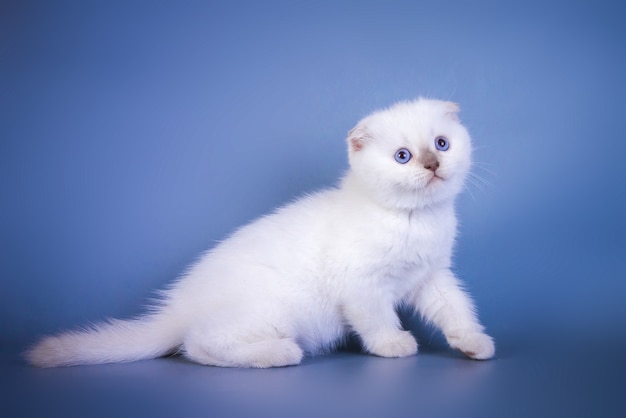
[{"left": 1, "top": 1, "right": 625, "bottom": 417}]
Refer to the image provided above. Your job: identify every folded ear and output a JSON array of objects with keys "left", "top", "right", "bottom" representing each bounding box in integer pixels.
[
  {"left": 443, "top": 101, "right": 460, "bottom": 121},
  {"left": 347, "top": 124, "right": 371, "bottom": 153}
]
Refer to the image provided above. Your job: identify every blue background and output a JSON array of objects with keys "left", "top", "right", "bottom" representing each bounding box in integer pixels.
[{"left": 1, "top": 1, "right": 625, "bottom": 417}]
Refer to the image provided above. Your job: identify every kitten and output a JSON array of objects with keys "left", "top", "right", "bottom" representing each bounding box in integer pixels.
[{"left": 26, "top": 98, "right": 495, "bottom": 368}]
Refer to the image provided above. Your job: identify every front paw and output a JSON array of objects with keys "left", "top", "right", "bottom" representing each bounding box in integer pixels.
[
  {"left": 365, "top": 330, "right": 418, "bottom": 358},
  {"left": 447, "top": 332, "right": 495, "bottom": 360}
]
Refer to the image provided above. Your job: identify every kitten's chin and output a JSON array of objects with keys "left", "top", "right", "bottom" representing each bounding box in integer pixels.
[
  {"left": 344, "top": 171, "right": 461, "bottom": 211},
  {"left": 393, "top": 177, "right": 463, "bottom": 211},
  {"left": 386, "top": 187, "right": 452, "bottom": 211}
]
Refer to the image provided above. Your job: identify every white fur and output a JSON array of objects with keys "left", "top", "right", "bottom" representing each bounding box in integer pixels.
[{"left": 26, "top": 98, "right": 495, "bottom": 368}]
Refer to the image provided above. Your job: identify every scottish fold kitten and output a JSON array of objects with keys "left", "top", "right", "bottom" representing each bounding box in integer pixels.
[{"left": 27, "top": 98, "right": 495, "bottom": 368}]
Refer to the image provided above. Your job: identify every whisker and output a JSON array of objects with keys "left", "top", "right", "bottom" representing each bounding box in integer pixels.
[
  {"left": 463, "top": 183, "right": 477, "bottom": 201},
  {"left": 468, "top": 171, "right": 493, "bottom": 186},
  {"left": 461, "top": 168, "right": 495, "bottom": 199},
  {"left": 472, "top": 161, "right": 496, "bottom": 168},
  {"left": 472, "top": 145, "right": 491, "bottom": 152},
  {"left": 465, "top": 176, "right": 486, "bottom": 193},
  {"left": 472, "top": 164, "right": 497, "bottom": 177}
]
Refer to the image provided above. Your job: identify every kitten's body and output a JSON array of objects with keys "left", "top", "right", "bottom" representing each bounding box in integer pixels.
[{"left": 27, "top": 98, "right": 495, "bottom": 368}]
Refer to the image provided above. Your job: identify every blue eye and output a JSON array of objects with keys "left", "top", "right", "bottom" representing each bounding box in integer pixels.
[
  {"left": 394, "top": 148, "right": 412, "bottom": 164},
  {"left": 435, "top": 136, "right": 449, "bottom": 151}
]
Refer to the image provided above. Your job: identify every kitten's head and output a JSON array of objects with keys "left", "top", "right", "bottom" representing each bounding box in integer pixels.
[{"left": 347, "top": 98, "right": 472, "bottom": 210}]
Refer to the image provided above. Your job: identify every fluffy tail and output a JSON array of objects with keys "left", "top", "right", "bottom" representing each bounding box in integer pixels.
[{"left": 25, "top": 312, "right": 185, "bottom": 367}]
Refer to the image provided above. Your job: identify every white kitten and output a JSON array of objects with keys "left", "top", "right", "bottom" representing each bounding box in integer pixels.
[{"left": 26, "top": 98, "right": 495, "bottom": 368}]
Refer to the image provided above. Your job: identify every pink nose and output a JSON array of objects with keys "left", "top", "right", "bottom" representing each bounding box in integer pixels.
[{"left": 420, "top": 151, "right": 440, "bottom": 172}]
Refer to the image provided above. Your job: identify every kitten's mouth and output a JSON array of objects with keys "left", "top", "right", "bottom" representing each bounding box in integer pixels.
[{"left": 426, "top": 174, "right": 444, "bottom": 186}]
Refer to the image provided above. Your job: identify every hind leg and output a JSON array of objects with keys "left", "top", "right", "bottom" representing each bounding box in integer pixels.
[{"left": 182, "top": 325, "right": 304, "bottom": 368}]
